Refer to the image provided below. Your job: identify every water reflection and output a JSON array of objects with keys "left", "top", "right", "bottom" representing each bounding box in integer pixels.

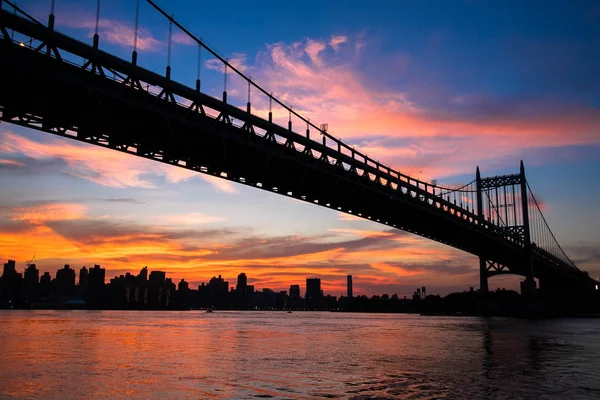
[{"left": 1, "top": 311, "right": 599, "bottom": 399}]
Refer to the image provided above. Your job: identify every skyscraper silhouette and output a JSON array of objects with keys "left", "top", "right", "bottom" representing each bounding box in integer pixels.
[
  {"left": 79, "top": 266, "right": 88, "bottom": 293},
  {"left": 289, "top": 284, "right": 300, "bottom": 299},
  {"left": 55, "top": 265, "right": 76, "bottom": 297},
  {"left": 306, "top": 278, "right": 322, "bottom": 310},
  {"left": 347, "top": 275, "right": 353, "bottom": 298}
]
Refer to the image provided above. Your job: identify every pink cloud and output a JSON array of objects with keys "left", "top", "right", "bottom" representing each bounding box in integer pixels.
[
  {"left": 57, "top": 15, "right": 161, "bottom": 51},
  {"left": 205, "top": 53, "right": 248, "bottom": 72},
  {"left": 245, "top": 35, "right": 600, "bottom": 181},
  {"left": 305, "top": 39, "right": 327, "bottom": 66},
  {"left": 0, "top": 132, "right": 235, "bottom": 194},
  {"left": 329, "top": 35, "right": 348, "bottom": 51},
  {"left": 172, "top": 31, "right": 196, "bottom": 46}
]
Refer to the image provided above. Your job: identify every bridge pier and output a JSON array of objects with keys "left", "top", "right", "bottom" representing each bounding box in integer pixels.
[{"left": 479, "top": 257, "right": 489, "bottom": 294}]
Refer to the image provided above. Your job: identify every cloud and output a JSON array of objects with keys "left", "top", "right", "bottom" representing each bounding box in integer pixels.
[
  {"left": 11, "top": 203, "right": 87, "bottom": 224},
  {"left": 0, "top": 159, "right": 24, "bottom": 167},
  {"left": 0, "top": 200, "right": 475, "bottom": 296},
  {"left": 329, "top": 36, "right": 348, "bottom": 51},
  {"left": 0, "top": 131, "right": 237, "bottom": 193},
  {"left": 157, "top": 212, "right": 225, "bottom": 226},
  {"left": 205, "top": 53, "right": 248, "bottom": 72},
  {"left": 200, "top": 175, "right": 238, "bottom": 194},
  {"left": 329, "top": 228, "right": 395, "bottom": 238},
  {"left": 305, "top": 39, "right": 327, "bottom": 66},
  {"left": 247, "top": 34, "right": 600, "bottom": 181},
  {"left": 58, "top": 16, "right": 161, "bottom": 51},
  {"left": 172, "top": 31, "right": 196, "bottom": 46},
  {"left": 101, "top": 198, "right": 145, "bottom": 205}
]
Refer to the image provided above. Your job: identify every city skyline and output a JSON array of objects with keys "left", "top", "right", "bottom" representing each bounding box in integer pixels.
[
  {"left": 0, "top": 0, "right": 598, "bottom": 297},
  {"left": 1, "top": 258, "right": 368, "bottom": 300}
]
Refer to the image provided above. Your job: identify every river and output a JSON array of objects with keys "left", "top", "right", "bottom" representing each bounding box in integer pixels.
[{"left": 0, "top": 311, "right": 599, "bottom": 399}]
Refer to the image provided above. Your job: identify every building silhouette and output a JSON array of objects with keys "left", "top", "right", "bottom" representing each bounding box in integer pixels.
[
  {"left": 0, "top": 260, "right": 21, "bottom": 307},
  {"left": 23, "top": 263, "right": 39, "bottom": 305},
  {"left": 139, "top": 266, "right": 148, "bottom": 281},
  {"left": 55, "top": 265, "right": 76, "bottom": 298},
  {"left": 79, "top": 266, "right": 89, "bottom": 293},
  {"left": 39, "top": 272, "right": 51, "bottom": 299},
  {"left": 89, "top": 265, "right": 106, "bottom": 290},
  {"left": 306, "top": 277, "right": 322, "bottom": 310},
  {"left": 290, "top": 284, "right": 300, "bottom": 299},
  {"left": 236, "top": 273, "right": 248, "bottom": 308},
  {"left": 347, "top": 275, "right": 353, "bottom": 298},
  {"left": 208, "top": 275, "right": 229, "bottom": 308},
  {"left": 86, "top": 265, "right": 106, "bottom": 306},
  {"left": 5, "top": 258, "right": 566, "bottom": 315}
]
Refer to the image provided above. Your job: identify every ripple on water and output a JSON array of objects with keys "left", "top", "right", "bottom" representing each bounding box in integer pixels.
[{"left": 1, "top": 312, "right": 600, "bottom": 399}]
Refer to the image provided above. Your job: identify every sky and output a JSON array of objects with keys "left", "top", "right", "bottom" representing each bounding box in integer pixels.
[{"left": 0, "top": 0, "right": 598, "bottom": 297}]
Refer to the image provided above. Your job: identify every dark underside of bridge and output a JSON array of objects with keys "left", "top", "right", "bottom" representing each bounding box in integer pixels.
[{"left": 0, "top": 11, "right": 595, "bottom": 305}]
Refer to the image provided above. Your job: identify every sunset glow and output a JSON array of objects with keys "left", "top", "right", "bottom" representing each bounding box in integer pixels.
[{"left": 0, "top": 0, "right": 598, "bottom": 297}]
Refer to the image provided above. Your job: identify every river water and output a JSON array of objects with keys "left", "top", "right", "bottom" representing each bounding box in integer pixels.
[{"left": 0, "top": 311, "right": 599, "bottom": 399}]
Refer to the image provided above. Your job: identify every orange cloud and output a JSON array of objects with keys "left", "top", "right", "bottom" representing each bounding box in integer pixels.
[
  {"left": 0, "top": 201, "right": 475, "bottom": 296},
  {"left": 0, "top": 132, "right": 235, "bottom": 193},
  {"left": 329, "top": 228, "right": 394, "bottom": 238},
  {"left": 11, "top": 203, "right": 87, "bottom": 224},
  {"left": 0, "top": 159, "right": 24, "bottom": 167},
  {"left": 371, "top": 262, "right": 425, "bottom": 277}
]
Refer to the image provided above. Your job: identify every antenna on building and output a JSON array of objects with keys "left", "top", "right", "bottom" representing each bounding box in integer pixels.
[{"left": 26, "top": 255, "right": 35, "bottom": 267}]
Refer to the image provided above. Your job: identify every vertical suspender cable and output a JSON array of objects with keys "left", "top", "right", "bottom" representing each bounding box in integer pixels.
[
  {"left": 503, "top": 185, "right": 509, "bottom": 227},
  {"left": 93, "top": 0, "right": 100, "bottom": 48},
  {"left": 49, "top": 0, "right": 55, "bottom": 30},
  {"left": 166, "top": 19, "right": 172, "bottom": 79},
  {"left": 223, "top": 61, "right": 227, "bottom": 103},
  {"left": 132, "top": 0, "right": 139, "bottom": 65},
  {"left": 512, "top": 184, "right": 517, "bottom": 229},
  {"left": 196, "top": 44, "right": 201, "bottom": 91},
  {"left": 247, "top": 78, "right": 251, "bottom": 113}
]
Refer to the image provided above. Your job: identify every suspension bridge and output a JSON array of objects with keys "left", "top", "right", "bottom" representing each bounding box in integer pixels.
[{"left": 0, "top": 0, "right": 596, "bottom": 309}]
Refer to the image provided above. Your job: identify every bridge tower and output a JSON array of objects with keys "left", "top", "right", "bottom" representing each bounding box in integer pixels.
[{"left": 476, "top": 162, "right": 535, "bottom": 295}]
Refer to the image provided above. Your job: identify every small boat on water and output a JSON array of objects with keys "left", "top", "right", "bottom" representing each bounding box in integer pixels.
[
  {"left": 287, "top": 311, "right": 293, "bottom": 313},
  {"left": 206, "top": 308, "right": 214, "bottom": 313}
]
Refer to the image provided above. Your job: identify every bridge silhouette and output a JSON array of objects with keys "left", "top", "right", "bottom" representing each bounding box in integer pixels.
[{"left": 0, "top": 0, "right": 596, "bottom": 307}]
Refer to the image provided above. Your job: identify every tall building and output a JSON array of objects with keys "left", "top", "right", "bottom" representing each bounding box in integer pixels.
[
  {"left": 149, "top": 270, "right": 166, "bottom": 285},
  {"left": 23, "top": 263, "right": 39, "bottom": 304},
  {"left": 178, "top": 279, "right": 189, "bottom": 292},
  {"left": 289, "top": 284, "right": 300, "bottom": 299},
  {"left": 347, "top": 275, "right": 353, "bottom": 298},
  {"left": 236, "top": 273, "right": 247, "bottom": 294},
  {"left": 236, "top": 273, "right": 248, "bottom": 308},
  {"left": 24, "top": 264, "right": 39, "bottom": 286},
  {"left": 1, "top": 260, "right": 21, "bottom": 307},
  {"left": 89, "top": 265, "right": 106, "bottom": 291},
  {"left": 55, "top": 265, "right": 76, "bottom": 297},
  {"left": 208, "top": 275, "right": 229, "bottom": 308},
  {"left": 2, "top": 260, "right": 16, "bottom": 277},
  {"left": 306, "top": 278, "right": 322, "bottom": 310},
  {"left": 39, "top": 272, "right": 51, "bottom": 292},
  {"left": 138, "top": 266, "right": 148, "bottom": 281},
  {"left": 306, "top": 278, "right": 321, "bottom": 299},
  {"left": 79, "top": 266, "right": 89, "bottom": 292}
]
